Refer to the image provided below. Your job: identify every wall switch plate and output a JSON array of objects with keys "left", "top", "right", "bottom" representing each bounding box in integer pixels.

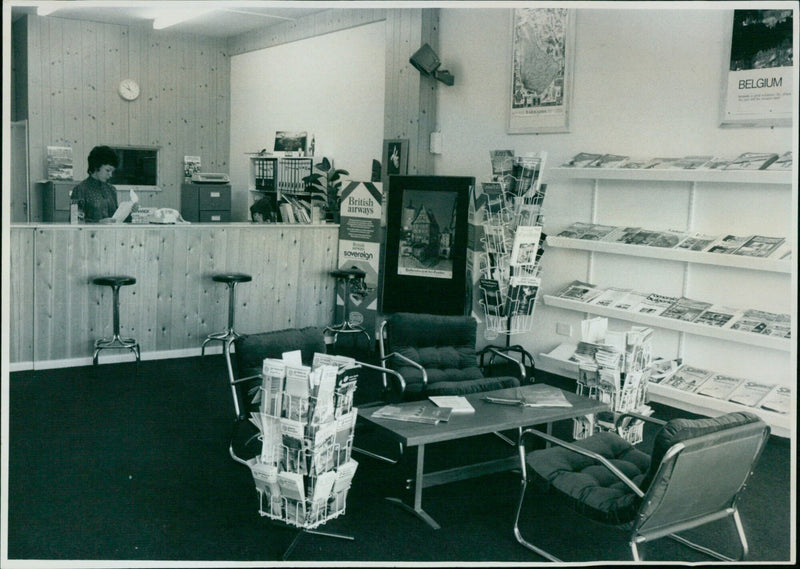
[{"left": 556, "top": 322, "right": 572, "bottom": 337}]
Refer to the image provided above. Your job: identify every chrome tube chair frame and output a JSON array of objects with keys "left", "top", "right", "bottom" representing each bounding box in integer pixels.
[
  {"left": 223, "top": 333, "right": 405, "bottom": 465},
  {"left": 513, "top": 411, "right": 770, "bottom": 562}
]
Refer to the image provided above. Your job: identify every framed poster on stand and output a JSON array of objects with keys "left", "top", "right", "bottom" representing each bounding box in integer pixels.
[{"left": 381, "top": 176, "right": 473, "bottom": 316}]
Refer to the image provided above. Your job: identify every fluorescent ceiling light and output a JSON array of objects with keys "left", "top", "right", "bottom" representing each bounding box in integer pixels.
[{"left": 152, "top": 7, "right": 212, "bottom": 30}]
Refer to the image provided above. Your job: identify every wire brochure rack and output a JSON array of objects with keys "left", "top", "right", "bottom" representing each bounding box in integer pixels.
[
  {"left": 570, "top": 320, "right": 654, "bottom": 444},
  {"left": 230, "top": 352, "right": 363, "bottom": 560},
  {"left": 477, "top": 151, "right": 547, "bottom": 338}
]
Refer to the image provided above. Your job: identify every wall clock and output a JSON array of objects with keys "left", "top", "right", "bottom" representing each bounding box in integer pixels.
[{"left": 118, "top": 78, "right": 140, "bottom": 101}]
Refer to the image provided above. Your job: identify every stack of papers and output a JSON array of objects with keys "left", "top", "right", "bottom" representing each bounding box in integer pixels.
[
  {"left": 429, "top": 396, "right": 475, "bottom": 414},
  {"left": 370, "top": 404, "right": 453, "bottom": 424}
]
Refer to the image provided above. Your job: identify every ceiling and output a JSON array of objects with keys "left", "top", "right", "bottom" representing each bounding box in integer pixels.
[{"left": 10, "top": 2, "right": 328, "bottom": 39}]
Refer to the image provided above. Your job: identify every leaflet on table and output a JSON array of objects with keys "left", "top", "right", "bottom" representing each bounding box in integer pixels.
[
  {"left": 370, "top": 404, "right": 453, "bottom": 424},
  {"left": 429, "top": 395, "right": 475, "bottom": 414}
]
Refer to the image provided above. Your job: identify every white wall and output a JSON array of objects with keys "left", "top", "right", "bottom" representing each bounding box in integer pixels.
[
  {"left": 435, "top": 8, "right": 796, "bottom": 386},
  {"left": 229, "top": 21, "right": 386, "bottom": 220}
]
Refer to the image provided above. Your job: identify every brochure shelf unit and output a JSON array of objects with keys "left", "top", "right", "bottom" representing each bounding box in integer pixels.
[
  {"left": 537, "top": 346, "right": 791, "bottom": 438},
  {"left": 248, "top": 156, "right": 314, "bottom": 199},
  {"left": 544, "top": 165, "right": 793, "bottom": 432},
  {"left": 546, "top": 236, "right": 792, "bottom": 274},
  {"left": 542, "top": 296, "right": 791, "bottom": 351}
]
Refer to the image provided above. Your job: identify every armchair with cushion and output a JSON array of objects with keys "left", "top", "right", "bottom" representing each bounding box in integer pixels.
[
  {"left": 378, "top": 312, "right": 528, "bottom": 400},
  {"left": 513, "top": 410, "right": 770, "bottom": 562},
  {"left": 223, "top": 326, "right": 403, "bottom": 462}
]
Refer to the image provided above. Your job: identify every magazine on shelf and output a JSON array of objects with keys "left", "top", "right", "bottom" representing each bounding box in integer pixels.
[
  {"left": 562, "top": 152, "right": 603, "bottom": 168},
  {"left": 556, "top": 280, "right": 602, "bottom": 303},
  {"left": 761, "top": 317, "right": 791, "bottom": 339},
  {"left": 509, "top": 225, "right": 542, "bottom": 267},
  {"left": 620, "top": 229, "right": 679, "bottom": 248},
  {"left": 643, "top": 157, "right": 682, "bottom": 169},
  {"left": 706, "top": 234, "right": 752, "bottom": 255},
  {"left": 696, "top": 156, "right": 736, "bottom": 170},
  {"left": 429, "top": 395, "right": 475, "bottom": 414},
  {"left": 675, "top": 233, "right": 721, "bottom": 252},
  {"left": 557, "top": 222, "right": 617, "bottom": 241},
  {"left": 588, "top": 287, "right": 632, "bottom": 308},
  {"left": 611, "top": 290, "right": 649, "bottom": 312},
  {"left": 672, "top": 155, "right": 714, "bottom": 169},
  {"left": 766, "top": 151, "right": 791, "bottom": 170},
  {"left": 759, "top": 385, "right": 791, "bottom": 415},
  {"left": 630, "top": 293, "right": 679, "bottom": 316},
  {"left": 728, "top": 380, "right": 776, "bottom": 407},
  {"left": 659, "top": 297, "right": 712, "bottom": 322},
  {"left": 590, "top": 154, "right": 629, "bottom": 168},
  {"left": 650, "top": 230, "right": 688, "bottom": 248},
  {"left": 600, "top": 226, "right": 642, "bottom": 244},
  {"left": 661, "top": 365, "right": 714, "bottom": 392},
  {"left": 732, "top": 235, "right": 786, "bottom": 258},
  {"left": 649, "top": 358, "right": 682, "bottom": 384},
  {"left": 729, "top": 309, "right": 787, "bottom": 335},
  {"left": 505, "top": 275, "right": 541, "bottom": 317},
  {"left": 370, "top": 404, "right": 453, "bottom": 424},
  {"left": 693, "top": 305, "right": 744, "bottom": 328},
  {"left": 695, "top": 374, "right": 744, "bottom": 400},
  {"left": 618, "top": 157, "right": 651, "bottom": 169},
  {"left": 723, "top": 152, "right": 779, "bottom": 170}
]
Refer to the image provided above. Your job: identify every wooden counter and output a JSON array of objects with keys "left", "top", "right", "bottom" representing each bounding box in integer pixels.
[{"left": 8, "top": 223, "right": 340, "bottom": 367}]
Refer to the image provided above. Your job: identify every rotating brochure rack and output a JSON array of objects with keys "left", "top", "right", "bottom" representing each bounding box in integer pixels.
[
  {"left": 231, "top": 352, "right": 362, "bottom": 559},
  {"left": 477, "top": 152, "right": 547, "bottom": 337},
  {"left": 571, "top": 320, "right": 654, "bottom": 444}
]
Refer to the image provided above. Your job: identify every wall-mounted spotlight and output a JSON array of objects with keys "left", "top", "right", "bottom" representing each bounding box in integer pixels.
[{"left": 409, "top": 43, "right": 454, "bottom": 86}]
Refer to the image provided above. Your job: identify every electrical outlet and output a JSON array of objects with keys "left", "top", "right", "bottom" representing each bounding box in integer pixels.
[{"left": 556, "top": 322, "right": 572, "bottom": 337}]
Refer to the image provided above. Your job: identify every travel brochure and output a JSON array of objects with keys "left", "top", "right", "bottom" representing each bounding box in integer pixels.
[
  {"left": 555, "top": 222, "right": 791, "bottom": 260},
  {"left": 561, "top": 150, "right": 790, "bottom": 171},
  {"left": 554, "top": 280, "right": 792, "bottom": 339},
  {"left": 654, "top": 363, "right": 791, "bottom": 415}
]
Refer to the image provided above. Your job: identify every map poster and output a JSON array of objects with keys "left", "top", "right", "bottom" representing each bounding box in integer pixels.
[
  {"left": 508, "top": 8, "right": 576, "bottom": 134},
  {"left": 720, "top": 9, "right": 793, "bottom": 128},
  {"left": 337, "top": 181, "right": 383, "bottom": 336}
]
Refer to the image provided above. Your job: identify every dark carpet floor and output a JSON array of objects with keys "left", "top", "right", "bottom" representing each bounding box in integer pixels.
[{"left": 5, "top": 354, "right": 793, "bottom": 565}]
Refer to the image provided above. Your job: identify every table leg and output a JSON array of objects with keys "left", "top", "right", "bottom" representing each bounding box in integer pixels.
[{"left": 385, "top": 444, "right": 441, "bottom": 530}]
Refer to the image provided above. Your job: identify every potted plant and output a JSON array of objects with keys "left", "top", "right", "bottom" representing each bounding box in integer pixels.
[{"left": 303, "top": 157, "right": 349, "bottom": 223}]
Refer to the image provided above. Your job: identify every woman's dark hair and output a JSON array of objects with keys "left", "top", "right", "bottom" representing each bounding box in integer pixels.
[{"left": 87, "top": 145, "right": 119, "bottom": 174}]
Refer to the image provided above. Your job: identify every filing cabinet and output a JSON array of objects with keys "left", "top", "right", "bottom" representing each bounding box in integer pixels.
[
  {"left": 180, "top": 182, "right": 231, "bottom": 222},
  {"left": 38, "top": 180, "right": 74, "bottom": 222}
]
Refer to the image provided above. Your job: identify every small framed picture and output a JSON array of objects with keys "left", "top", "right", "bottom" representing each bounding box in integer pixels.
[{"left": 382, "top": 139, "right": 409, "bottom": 178}]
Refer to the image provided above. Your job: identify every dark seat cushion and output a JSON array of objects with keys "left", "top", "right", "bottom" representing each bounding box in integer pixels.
[
  {"left": 233, "top": 326, "right": 326, "bottom": 379},
  {"left": 385, "top": 313, "right": 521, "bottom": 397},
  {"left": 527, "top": 411, "right": 764, "bottom": 526},
  {"left": 528, "top": 431, "right": 651, "bottom": 525}
]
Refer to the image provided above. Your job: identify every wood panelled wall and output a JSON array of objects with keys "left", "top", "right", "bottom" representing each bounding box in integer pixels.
[
  {"left": 19, "top": 15, "right": 231, "bottom": 220},
  {"left": 9, "top": 225, "right": 338, "bottom": 366},
  {"left": 227, "top": 7, "right": 438, "bottom": 176}
]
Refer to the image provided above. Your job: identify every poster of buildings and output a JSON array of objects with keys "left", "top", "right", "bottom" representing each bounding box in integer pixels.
[
  {"left": 396, "top": 189, "right": 458, "bottom": 279},
  {"left": 720, "top": 9, "right": 793, "bottom": 127}
]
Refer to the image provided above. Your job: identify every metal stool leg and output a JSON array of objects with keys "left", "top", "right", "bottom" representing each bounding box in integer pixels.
[
  {"left": 324, "top": 275, "right": 371, "bottom": 348},
  {"left": 93, "top": 284, "right": 140, "bottom": 365},
  {"left": 202, "top": 282, "right": 242, "bottom": 356}
]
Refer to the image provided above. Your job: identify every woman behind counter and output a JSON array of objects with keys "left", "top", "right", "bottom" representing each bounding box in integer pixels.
[{"left": 70, "top": 145, "right": 120, "bottom": 223}]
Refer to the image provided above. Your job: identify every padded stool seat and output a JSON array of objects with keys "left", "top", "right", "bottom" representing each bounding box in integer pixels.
[
  {"left": 202, "top": 272, "right": 252, "bottom": 357},
  {"left": 92, "top": 275, "right": 140, "bottom": 365}
]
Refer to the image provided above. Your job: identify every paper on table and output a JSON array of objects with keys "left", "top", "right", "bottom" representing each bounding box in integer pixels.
[
  {"left": 111, "top": 190, "right": 139, "bottom": 222},
  {"left": 282, "top": 350, "right": 303, "bottom": 366},
  {"left": 429, "top": 395, "right": 475, "bottom": 414}
]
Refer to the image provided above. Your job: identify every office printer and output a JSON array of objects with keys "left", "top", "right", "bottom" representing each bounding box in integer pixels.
[{"left": 191, "top": 172, "right": 230, "bottom": 184}]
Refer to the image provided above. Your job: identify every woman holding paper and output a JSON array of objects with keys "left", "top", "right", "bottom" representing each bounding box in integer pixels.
[{"left": 70, "top": 145, "right": 121, "bottom": 223}]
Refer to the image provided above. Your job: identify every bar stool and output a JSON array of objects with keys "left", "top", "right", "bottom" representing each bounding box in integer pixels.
[
  {"left": 202, "top": 273, "right": 252, "bottom": 356},
  {"left": 92, "top": 276, "right": 140, "bottom": 365},
  {"left": 324, "top": 267, "right": 371, "bottom": 346}
]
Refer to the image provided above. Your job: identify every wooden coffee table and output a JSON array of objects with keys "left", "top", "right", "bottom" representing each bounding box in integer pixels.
[{"left": 358, "top": 384, "right": 608, "bottom": 529}]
